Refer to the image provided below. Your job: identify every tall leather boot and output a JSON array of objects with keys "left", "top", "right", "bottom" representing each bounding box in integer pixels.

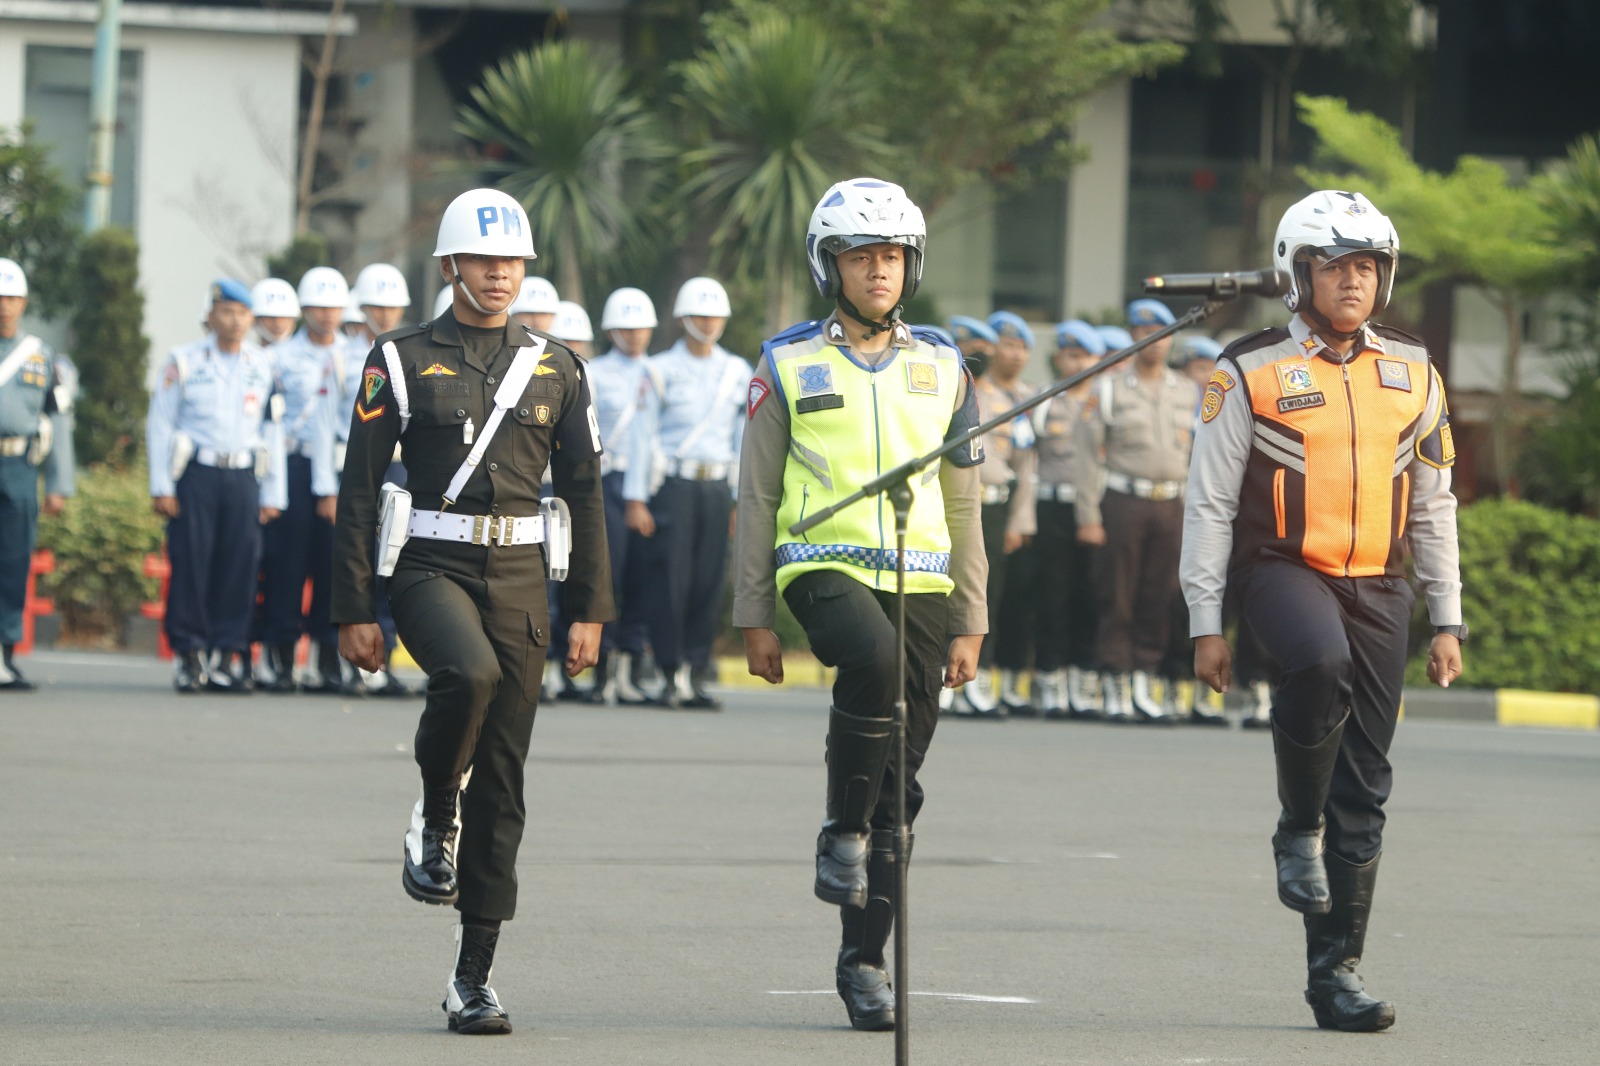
[
  {"left": 0, "top": 643, "right": 36, "bottom": 690},
  {"left": 1271, "top": 712, "right": 1347, "bottom": 914},
  {"left": 815, "top": 708, "right": 892, "bottom": 908},
  {"left": 444, "top": 922, "right": 511, "bottom": 1034},
  {"left": 258, "top": 642, "right": 299, "bottom": 693},
  {"left": 837, "top": 828, "right": 911, "bottom": 1032},
  {"left": 403, "top": 779, "right": 462, "bottom": 905},
  {"left": 1304, "top": 852, "right": 1395, "bottom": 1032}
]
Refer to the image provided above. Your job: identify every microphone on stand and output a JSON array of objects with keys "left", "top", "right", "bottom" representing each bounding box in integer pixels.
[{"left": 1142, "top": 268, "right": 1290, "bottom": 299}]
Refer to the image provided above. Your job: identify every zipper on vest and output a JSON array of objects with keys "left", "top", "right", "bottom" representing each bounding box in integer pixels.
[
  {"left": 797, "top": 484, "right": 811, "bottom": 541},
  {"left": 1341, "top": 363, "right": 1359, "bottom": 576},
  {"left": 871, "top": 372, "right": 884, "bottom": 589}
]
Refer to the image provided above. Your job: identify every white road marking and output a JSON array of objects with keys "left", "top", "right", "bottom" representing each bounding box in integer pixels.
[{"left": 768, "top": 990, "right": 1034, "bottom": 1004}]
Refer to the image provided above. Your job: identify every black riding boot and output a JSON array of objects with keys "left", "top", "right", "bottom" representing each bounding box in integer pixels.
[
  {"left": 837, "top": 829, "right": 911, "bottom": 1032},
  {"left": 259, "top": 642, "right": 298, "bottom": 692},
  {"left": 403, "top": 780, "right": 461, "bottom": 905},
  {"left": 1304, "top": 852, "right": 1395, "bottom": 1032},
  {"left": 1271, "top": 712, "right": 1347, "bottom": 914},
  {"left": 445, "top": 922, "right": 511, "bottom": 1034},
  {"left": 815, "top": 708, "right": 892, "bottom": 908}
]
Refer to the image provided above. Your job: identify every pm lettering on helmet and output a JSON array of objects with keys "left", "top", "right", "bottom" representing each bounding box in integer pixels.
[{"left": 477, "top": 205, "right": 524, "bottom": 238}]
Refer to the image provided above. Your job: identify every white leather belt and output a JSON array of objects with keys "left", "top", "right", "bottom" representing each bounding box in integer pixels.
[
  {"left": 1036, "top": 482, "right": 1077, "bottom": 503},
  {"left": 287, "top": 438, "right": 317, "bottom": 458},
  {"left": 980, "top": 483, "right": 1011, "bottom": 506},
  {"left": 407, "top": 509, "right": 546, "bottom": 547},
  {"left": 1106, "top": 472, "right": 1184, "bottom": 501},
  {"left": 0, "top": 436, "right": 29, "bottom": 457},
  {"left": 194, "top": 447, "right": 256, "bottom": 470},
  {"left": 600, "top": 453, "right": 629, "bottom": 476},
  {"left": 663, "top": 458, "right": 730, "bottom": 482}
]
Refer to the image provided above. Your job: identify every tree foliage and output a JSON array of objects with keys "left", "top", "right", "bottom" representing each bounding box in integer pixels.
[
  {"left": 455, "top": 41, "right": 669, "bottom": 307},
  {"left": 69, "top": 228, "right": 149, "bottom": 466},
  {"left": 266, "top": 233, "right": 331, "bottom": 290},
  {"left": 0, "top": 124, "right": 81, "bottom": 320}
]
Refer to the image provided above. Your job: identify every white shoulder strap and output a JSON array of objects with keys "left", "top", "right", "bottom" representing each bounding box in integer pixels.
[
  {"left": 381, "top": 341, "right": 411, "bottom": 433},
  {"left": 672, "top": 354, "right": 744, "bottom": 460},
  {"left": 0, "top": 335, "right": 43, "bottom": 388},
  {"left": 441, "top": 340, "right": 547, "bottom": 506}
]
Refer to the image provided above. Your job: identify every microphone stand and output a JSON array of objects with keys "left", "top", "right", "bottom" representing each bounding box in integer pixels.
[{"left": 788, "top": 295, "right": 1235, "bottom": 1066}]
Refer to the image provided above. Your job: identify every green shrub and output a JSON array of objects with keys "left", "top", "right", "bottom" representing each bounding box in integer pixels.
[
  {"left": 70, "top": 227, "right": 150, "bottom": 466},
  {"left": 1406, "top": 498, "right": 1600, "bottom": 693},
  {"left": 36, "top": 463, "right": 164, "bottom": 645}
]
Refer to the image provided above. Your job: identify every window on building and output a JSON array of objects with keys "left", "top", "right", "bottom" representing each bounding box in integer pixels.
[
  {"left": 24, "top": 45, "right": 143, "bottom": 230},
  {"left": 991, "top": 176, "right": 1066, "bottom": 320}
]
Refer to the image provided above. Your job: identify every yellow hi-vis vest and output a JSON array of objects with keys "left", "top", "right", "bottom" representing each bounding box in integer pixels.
[{"left": 766, "top": 324, "right": 965, "bottom": 595}]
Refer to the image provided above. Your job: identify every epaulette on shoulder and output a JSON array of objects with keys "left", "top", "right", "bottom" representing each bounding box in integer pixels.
[
  {"left": 908, "top": 325, "right": 956, "bottom": 354},
  {"left": 1372, "top": 323, "right": 1428, "bottom": 351},
  {"left": 377, "top": 322, "right": 429, "bottom": 346},
  {"left": 761, "top": 319, "right": 822, "bottom": 358},
  {"left": 1220, "top": 326, "right": 1288, "bottom": 361}
]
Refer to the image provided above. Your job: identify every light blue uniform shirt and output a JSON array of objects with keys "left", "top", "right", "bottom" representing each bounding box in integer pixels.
[
  {"left": 0, "top": 332, "right": 76, "bottom": 497},
  {"left": 586, "top": 347, "right": 656, "bottom": 479},
  {"left": 270, "top": 329, "right": 342, "bottom": 495},
  {"left": 146, "top": 335, "right": 288, "bottom": 509},
  {"left": 624, "top": 340, "right": 751, "bottom": 502}
]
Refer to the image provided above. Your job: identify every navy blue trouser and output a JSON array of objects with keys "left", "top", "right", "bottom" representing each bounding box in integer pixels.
[
  {"left": 1238, "top": 555, "right": 1413, "bottom": 864},
  {"left": 0, "top": 456, "right": 40, "bottom": 646},
  {"left": 642, "top": 476, "right": 733, "bottom": 673},
  {"left": 256, "top": 455, "right": 332, "bottom": 646},
  {"left": 1033, "top": 499, "right": 1098, "bottom": 672},
  {"left": 166, "top": 464, "right": 261, "bottom": 653},
  {"left": 601, "top": 472, "right": 649, "bottom": 656}
]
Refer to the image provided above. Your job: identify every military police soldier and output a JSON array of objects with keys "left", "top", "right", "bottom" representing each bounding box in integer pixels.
[
  {"left": 946, "top": 314, "right": 997, "bottom": 378},
  {"left": 625, "top": 277, "right": 751, "bottom": 708},
  {"left": 736, "top": 178, "right": 986, "bottom": 1032},
  {"left": 1183, "top": 190, "right": 1464, "bottom": 1031},
  {"left": 250, "top": 278, "right": 300, "bottom": 347},
  {"left": 0, "top": 257, "right": 76, "bottom": 690},
  {"left": 148, "top": 279, "right": 287, "bottom": 692},
  {"left": 549, "top": 300, "right": 593, "bottom": 357},
  {"left": 509, "top": 275, "right": 560, "bottom": 335},
  {"left": 1074, "top": 299, "right": 1199, "bottom": 722},
  {"left": 332, "top": 188, "right": 611, "bottom": 1035}
]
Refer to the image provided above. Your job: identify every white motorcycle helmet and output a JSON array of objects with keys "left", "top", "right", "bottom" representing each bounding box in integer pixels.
[
  {"left": 251, "top": 278, "right": 299, "bottom": 319},
  {"left": 600, "top": 287, "right": 658, "bottom": 330},
  {"left": 511, "top": 275, "right": 560, "bottom": 316},
  {"left": 0, "top": 257, "right": 28, "bottom": 297},
  {"left": 351, "top": 263, "right": 411, "bottom": 308},
  {"left": 673, "top": 276, "right": 731, "bottom": 319},
  {"left": 297, "top": 267, "right": 350, "bottom": 310},
  {"left": 805, "top": 177, "right": 926, "bottom": 301},
  {"left": 1273, "top": 190, "right": 1399, "bottom": 316},
  {"left": 434, "top": 188, "right": 536, "bottom": 259},
  {"left": 550, "top": 300, "right": 594, "bottom": 344}
]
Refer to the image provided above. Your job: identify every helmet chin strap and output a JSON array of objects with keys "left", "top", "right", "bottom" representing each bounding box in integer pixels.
[
  {"left": 1304, "top": 302, "right": 1363, "bottom": 344},
  {"left": 445, "top": 255, "right": 493, "bottom": 317},
  {"left": 837, "top": 294, "right": 902, "bottom": 340},
  {"left": 680, "top": 318, "right": 723, "bottom": 346}
]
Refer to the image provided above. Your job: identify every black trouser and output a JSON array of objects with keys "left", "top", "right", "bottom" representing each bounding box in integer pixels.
[
  {"left": 0, "top": 454, "right": 41, "bottom": 645},
  {"left": 1034, "top": 499, "right": 1098, "bottom": 672},
  {"left": 165, "top": 465, "right": 261, "bottom": 653},
  {"left": 601, "top": 472, "right": 650, "bottom": 656},
  {"left": 256, "top": 454, "right": 333, "bottom": 646},
  {"left": 1094, "top": 490, "right": 1182, "bottom": 674},
  {"left": 389, "top": 565, "right": 548, "bottom": 920},
  {"left": 643, "top": 476, "right": 734, "bottom": 673},
  {"left": 784, "top": 569, "right": 948, "bottom": 831},
  {"left": 1237, "top": 556, "right": 1412, "bottom": 864},
  {"left": 978, "top": 499, "right": 1009, "bottom": 669},
  {"left": 994, "top": 535, "right": 1037, "bottom": 672}
]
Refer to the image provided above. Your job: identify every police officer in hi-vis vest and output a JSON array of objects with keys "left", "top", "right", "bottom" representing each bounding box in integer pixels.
[
  {"left": 332, "top": 189, "right": 611, "bottom": 1035},
  {"left": 0, "top": 257, "right": 76, "bottom": 690},
  {"left": 1183, "top": 190, "right": 1464, "bottom": 1032},
  {"left": 735, "top": 178, "right": 986, "bottom": 1033}
]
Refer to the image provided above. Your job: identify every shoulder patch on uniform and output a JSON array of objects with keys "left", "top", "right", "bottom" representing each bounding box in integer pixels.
[
  {"left": 419, "top": 363, "right": 457, "bottom": 377},
  {"left": 1201, "top": 384, "right": 1226, "bottom": 422},
  {"left": 363, "top": 368, "right": 386, "bottom": 404},
  {"left": 748, "top": 377, "right": 770, "bottom": 417},
  {"left": 1207, "top": 367, "right": 1236, "bottom": 392},
  {"left": 355, "top": 402, "right": 386, "bottom": 422},
  {"left": 1221, "top": 327, "right": 1289, "bottom": 360}
]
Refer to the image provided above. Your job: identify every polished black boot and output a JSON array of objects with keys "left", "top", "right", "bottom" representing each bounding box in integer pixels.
[
  {"left": 1304, "top": 852, "right": 1395, "bottom": 1032},
  {"left": 173, "top": 650, "right": 207, "bottom": 693},
  {"left": 205, "top": 649, "right": 254, "bottom": 693},
  {"left": 1271, "top": 712, "right": 1347, "bottom": 914},
  {"left": 444, "top": 923, "right": 511, "bottom": 1034},
  {"left": 403, "top": 781, "right": 461, "bottom": 905},
  {"left": 258, "top": 642, "right": 298, "bottom": 693},
  {"left": 837, "top": 829, "right": 910, "bottom": 1032},
  {"left": 0, "top": 644, "right": 35, "bottom": 691},
  {"left": 815, "top": 708, "right": 892, "bottom": 908},
  {"left": 680, "top": 663, "right": 722, "bottom": 710}
]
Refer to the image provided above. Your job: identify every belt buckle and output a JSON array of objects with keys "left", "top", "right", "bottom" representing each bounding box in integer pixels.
[
  {"left": 1152, "top": 483, "right": 1177, "bottom": 501},
  {"left": 472, "top": 514, "right": 506, "bottom": 546}
]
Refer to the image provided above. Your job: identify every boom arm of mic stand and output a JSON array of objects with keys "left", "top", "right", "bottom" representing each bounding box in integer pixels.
[{"left": 787, "top": 301, "right": 1223, "bottom": 538}]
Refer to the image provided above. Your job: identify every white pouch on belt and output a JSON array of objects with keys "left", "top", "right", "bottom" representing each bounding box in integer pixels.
[
  {"left": 540, "top": 496, "right": 571, "bottom": 581},
  {"left": 376, "top": 481, "right": 413, "bottom": 577},
  {"left": 169, "top": 430, "right": 196, "bottom": 483}
]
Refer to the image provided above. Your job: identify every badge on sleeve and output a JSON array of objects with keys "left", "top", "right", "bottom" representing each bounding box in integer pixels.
[
  {"left": 1207, "top": 367, "right": 1236, "bottom": 392},
  {"left": 363, "top": 368, "right": 386, "bottom": 404},
  {"left": 1201, "top": 384, "right": 1226, "bottom": 423},
  {"left": 748, "top": 377, "right": 770, "bottom": 418}
]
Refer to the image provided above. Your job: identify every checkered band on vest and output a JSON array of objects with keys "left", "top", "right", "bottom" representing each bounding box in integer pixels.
[{"left": 774, "top": 543, "right": 951, "bottom": 574}]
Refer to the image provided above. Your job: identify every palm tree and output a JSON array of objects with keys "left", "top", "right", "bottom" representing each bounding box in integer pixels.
[
  {"left": 456, "top": 40, "right": 668, "bottom": 307},
  {"left": 676, "top": 12, "right": 899, "bottom": 334}
]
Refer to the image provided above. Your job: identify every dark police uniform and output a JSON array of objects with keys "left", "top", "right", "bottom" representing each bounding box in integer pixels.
[{"left": 330, "top": 309, "right": 613, "bottom": 922}]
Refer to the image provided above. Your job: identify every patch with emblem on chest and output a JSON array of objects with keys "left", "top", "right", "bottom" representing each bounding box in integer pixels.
[
  {"left": 534, "top": 404, "right": 551, "bottom": 424},
  {"left": 1276, "top": 362, "right": 1316, "bottom": 395},
  {"left": 419, "top": 363, "right": 457, "bottom": 377},
  {"left": 1375, "top": 359, "right": 1411, "bottom": 392},
  {"left": 795, "top": 362, "right": 844, "bottom": 413},
  {"left": 905, "top": 360, "right": 939, "bottom": 395}
]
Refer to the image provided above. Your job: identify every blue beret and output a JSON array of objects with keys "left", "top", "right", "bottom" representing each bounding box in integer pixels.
[
  {"left": 1127, "top": 298, "right": 1176, "bottom": 328},
  {"left": 210, "top": 278, "right": 253, "bottom": 307},
  {"left": 987, "top": 310, "right": 1035, "bottom": 349},
  {"left": 1054, "top": 319, "right": 1106, "bottom": 356},
  {"left": 1097, "top": 325, "right": 1134, "bottom": 352},
  {"left": 947, "top": 315, "right": 997, "bottom": 344},
  {"left": 1175, "top": 335, "right": 1224, "bottom": 365}
]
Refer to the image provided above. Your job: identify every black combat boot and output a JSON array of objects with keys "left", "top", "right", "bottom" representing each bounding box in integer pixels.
[
  {"left": 815, "top": 708, "right": 892, "bottom": 908},
  {"left": 444, "top": 923, "right": 511, "bottom": 1034},
  {"left": 403, "top": 780, "right": 461, "bottom": 905},
  {"left": 837, "top": 828, "right": 911, "bottom": 1032},
  {"left": 258, "top": 642, "right": 298, "bottom": 693},
  {"left": 0, "top": 644, "right": 35, "bottom": 691},
  {"left": 1304, "top": 852, "right": 1395, "bottom": 1032},
  {"left": 205, "top": 649, "right": 253, "bottom": 693},
  {"left": 1271, "top": 712, "right": 1347, "bottom": 914},
  {"left": 173, "top": 650, "right": 207, "bottom": 693}
]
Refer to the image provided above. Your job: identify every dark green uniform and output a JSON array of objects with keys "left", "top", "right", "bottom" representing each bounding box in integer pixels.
[{"left": 331, "top": 310, "right": 613, "bottom": 920}]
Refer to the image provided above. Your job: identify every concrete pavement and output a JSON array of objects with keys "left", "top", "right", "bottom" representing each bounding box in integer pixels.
[{"left": 2, "top": 650, "right": 1596, "bottom": 1065}]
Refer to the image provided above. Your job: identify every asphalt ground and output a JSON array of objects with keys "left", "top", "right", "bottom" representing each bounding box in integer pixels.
[{"left": 3, "top": 651, "right": 1596, "bottom": 1066}]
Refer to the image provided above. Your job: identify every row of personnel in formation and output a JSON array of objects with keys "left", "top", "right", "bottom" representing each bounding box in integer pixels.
[{"left": 318, "top": 180, "right": 1460, "bottom": 1039}]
